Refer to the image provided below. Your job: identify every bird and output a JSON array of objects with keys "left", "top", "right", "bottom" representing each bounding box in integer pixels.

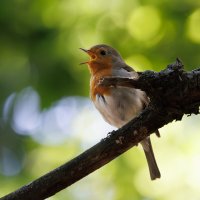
[{"left": 80, "top": 44, "right": 161, "bottom": 180}]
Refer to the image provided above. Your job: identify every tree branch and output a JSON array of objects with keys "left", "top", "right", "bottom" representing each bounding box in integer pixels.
[{"left": 1, "top": 59, "right": 200, "bottom": 200}]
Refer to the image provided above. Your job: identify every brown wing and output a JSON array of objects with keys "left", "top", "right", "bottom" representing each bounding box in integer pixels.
[
  {"left": 123, "top": 65, "right": 149, "bottom": 107},
  {"left": 122, "top": 65, "right": 135, "bottom": 72},
  {"left": 123, "top": 65, "right": 161, "bottom": 137}
]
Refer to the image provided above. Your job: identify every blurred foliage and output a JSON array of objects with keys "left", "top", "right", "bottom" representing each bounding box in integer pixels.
[{"left": 0, "top": 0, "right": 200, "bottom": 199}]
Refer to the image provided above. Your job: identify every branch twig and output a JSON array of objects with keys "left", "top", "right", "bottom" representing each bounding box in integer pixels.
[{"left": 1, "top": 59, "right": 200, "bottom": 200}]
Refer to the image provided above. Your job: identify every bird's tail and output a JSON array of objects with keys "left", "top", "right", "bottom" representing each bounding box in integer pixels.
[{"left": 140, "top": 137, "right": 161, "bottom": 180}]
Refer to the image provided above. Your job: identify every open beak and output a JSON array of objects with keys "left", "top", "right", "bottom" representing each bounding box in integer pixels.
[
  {"left": 79, "top": 48, "right": 89, "bottom": 54},
  {"left": 79, "top": 48, "right": 95, "bottom": 65}
]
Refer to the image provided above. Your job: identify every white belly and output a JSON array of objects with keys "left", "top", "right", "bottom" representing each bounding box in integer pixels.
[{"left": 93, "top": 87, "right": 148, "bottom": 128}]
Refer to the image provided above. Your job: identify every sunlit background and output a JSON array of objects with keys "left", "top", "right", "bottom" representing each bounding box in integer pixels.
[{"left": 0, "top": 0, "right": 200, "bottom": 199}]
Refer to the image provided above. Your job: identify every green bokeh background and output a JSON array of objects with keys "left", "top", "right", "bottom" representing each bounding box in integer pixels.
[{"left": 0, "top": 0, "right": 200, "bottom": 199}]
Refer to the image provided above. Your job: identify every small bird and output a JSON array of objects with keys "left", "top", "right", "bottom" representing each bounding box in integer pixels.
[{"left": 80, "top": 44, "right": 161, "bottom": 180}]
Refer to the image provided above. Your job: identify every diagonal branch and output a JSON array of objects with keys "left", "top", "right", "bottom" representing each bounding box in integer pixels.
[{"left": 1, "top": 59, "right": 200, "bottom": 200}]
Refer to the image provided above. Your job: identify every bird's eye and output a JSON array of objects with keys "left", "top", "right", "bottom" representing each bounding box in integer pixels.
[{"left": 100, "top": 50, "right": 106, "bottom": 56}]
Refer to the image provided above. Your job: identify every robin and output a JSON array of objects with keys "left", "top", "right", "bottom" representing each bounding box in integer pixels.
[{"left": 80, "top": 44, "right": 161, "bottom": 180}]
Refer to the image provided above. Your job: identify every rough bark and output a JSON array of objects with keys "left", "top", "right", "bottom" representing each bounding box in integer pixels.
[{"left": 1, "top": 59, "right": 200, "bottom": 200}]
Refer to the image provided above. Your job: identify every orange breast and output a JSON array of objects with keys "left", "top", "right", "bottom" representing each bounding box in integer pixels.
[
  {"left": 88, "top": 57, "right": 112, "bottom": 101},
  {"left": 90, "top": 77, "right": 111, "bottom": 101},
  {"left": 89, "top": 60, "right": 113, "bottom": 101}
]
